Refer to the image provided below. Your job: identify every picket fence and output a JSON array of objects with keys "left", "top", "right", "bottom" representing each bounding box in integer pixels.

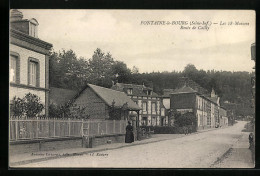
[{"left": 9, "top": 117, "right": 127, "bottom": 141}]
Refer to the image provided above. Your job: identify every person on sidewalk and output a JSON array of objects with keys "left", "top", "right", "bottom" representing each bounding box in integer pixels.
[{"left": 125, "top": 121, "right": 134, "bottom": 143}]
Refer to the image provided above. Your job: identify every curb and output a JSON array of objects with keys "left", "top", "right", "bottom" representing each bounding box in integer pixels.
[{"left": 10, "top": 126, "right": 227, "bottom": 167}]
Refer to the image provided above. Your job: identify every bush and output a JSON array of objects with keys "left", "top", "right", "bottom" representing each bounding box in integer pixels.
[
  {"left": 140, "top": 125, "right": 196, "bottom": 134},
  {"left": 174, "top": 112, "right": 197, "bottom": 127},
  {"left": 10, "top": 93, "right": 44, "bottom": 118}
]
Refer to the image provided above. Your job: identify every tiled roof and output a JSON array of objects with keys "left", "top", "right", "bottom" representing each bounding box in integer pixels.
[
  {"left": 171, "top": 86, "right": 198, "bottom": 94},
  {"left": 111, "top": 83, "right": 158, "bottom": 97},
  {"left": 49, "top": 87, "right": 77, "bottom": 106},
  {"left": 162, "top": 89, "right": 175, "bottom": 97},
  {"left": 77, "top": 84, "right": 141, "bottom": 111},
  {"left": 177, "top": 77, "right": 209, "bottom": 95}
]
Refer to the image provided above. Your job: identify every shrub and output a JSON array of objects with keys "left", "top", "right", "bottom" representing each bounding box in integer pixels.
[
  {"left": 10, "top": 93, "right": 44, "bottom": 118},
  {"left": 174, "top": 112, "right": 197, "bottom": 127}
]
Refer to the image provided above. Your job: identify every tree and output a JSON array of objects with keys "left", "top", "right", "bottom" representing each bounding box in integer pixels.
[
  {"left": 183, "top": 64, "right": 199, "bottom": 81},
  {"left": 88, "top": 48, "right": 115, "bottom": 87},
  {"left": 49, "top": 49, "right": 90, "bottom": 90},
  {"left": 10, "top": 93, "right": 44, "bottom": 118},
  {"left": 111, "top": 61, "right": 132, "bottom": 84}
]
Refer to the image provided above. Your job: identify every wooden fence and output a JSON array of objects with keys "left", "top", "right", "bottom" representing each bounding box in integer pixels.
[{"left": 9, "top": 117, "right": 127, "bottom": 141}]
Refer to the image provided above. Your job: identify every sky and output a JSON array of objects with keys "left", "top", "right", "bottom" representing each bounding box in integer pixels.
[{"left": 19, "top": 10, "right": 255, "bottom": 73}]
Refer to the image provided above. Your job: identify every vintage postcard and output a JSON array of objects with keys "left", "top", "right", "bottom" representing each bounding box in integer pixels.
[{"left": 9, "top": 9, "right": 255, "bottom": 168}]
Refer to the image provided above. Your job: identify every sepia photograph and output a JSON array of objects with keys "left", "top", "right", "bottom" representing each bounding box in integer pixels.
[{"left": 9, "top": 9, "right": 255, "bottom": 168}]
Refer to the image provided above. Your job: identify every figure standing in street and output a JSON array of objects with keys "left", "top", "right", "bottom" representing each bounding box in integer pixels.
[{"left": 125, "top": 121, "right": 134, "bottom": 143}]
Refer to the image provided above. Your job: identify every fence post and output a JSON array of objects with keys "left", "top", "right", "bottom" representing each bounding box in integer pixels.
[
  {"left": 9, "top": 118, "right": 11, "bottom": 141},
  {"left": 98, "top": 122, "right": 100, "bottom": 135},
  {"left": 120, "top": 120, "right": 121, "bottom": 133},
  {"left": 113, "top": 120, "right": 116, "bottom": 133},
  {"left": 31, "top": 118, "right": 33, "bottom": 139},
  {"left": 53, "top": 118, "right": 56, "bottom": 137},
  {"left": 68, "top": 118, "right": 71, "bottom": 137},
  {"left": 15, "top": 119, "right": 18, "bottom": 141},
  {"left": 81, "top": 119, "right": 84, "bottom": 137},
  {"left": 36, "top": 117, "right": 39, "bottom": 138},
  {"left": 87, "top": 121, "right": 90, "bottom": 136},
  {"left": 106, "top": 121, "right": 108, "bottom": 134}
]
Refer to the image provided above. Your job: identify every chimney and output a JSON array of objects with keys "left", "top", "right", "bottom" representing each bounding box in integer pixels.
[
  {"left": 10, "top": 9, "right": 39, "bottom": 38},
  {"left": 10, "top": 9, "right": 23, "bottom": 22}
]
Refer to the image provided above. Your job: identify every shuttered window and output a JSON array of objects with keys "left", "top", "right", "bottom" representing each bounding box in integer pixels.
[{"left": 29, "top": 62, "right": 37, "bottom": 86}]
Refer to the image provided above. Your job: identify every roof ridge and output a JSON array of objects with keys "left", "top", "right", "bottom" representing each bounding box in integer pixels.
[{"left": 88, "top": 83, "right": 128, "bottom": 94}]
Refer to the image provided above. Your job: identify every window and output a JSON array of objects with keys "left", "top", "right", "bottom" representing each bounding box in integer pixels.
[
  {"left": 29, "top": 62, "right": 37, "bottom": 86},
  {"left": 29, "top": 22, "right": 38, "bottom": 38},
  {"left": 207, "top": 115, "right": 211, "bottom": 126},
  {"left": 127, "top": 88, "right": 133, "bottom": 95},
  {"left": 10, "top": 53, "right": 20, "bottom": 83},
  {"left": 142, "top": 117, "right": 148, "bottom": 126},
  {"left": 10, "top": 56, "right": 17, "bottom": 82},
  {"left": 142, "top": 102, "right": 147, "bottom": 112},
  {"left": 28, "top": 58, "right": 39, "bottom": 87},
  {"left": 152, "top": 102, "right": 156, "bottom": 113}
]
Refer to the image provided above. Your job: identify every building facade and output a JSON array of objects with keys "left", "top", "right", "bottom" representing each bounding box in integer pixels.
[
  {"left": 170, "top": 85, "right": 227, "bottom": 130},
  {"left": 9, "top": 9, "right": 53, "bottom": 116},
  {"left": 111, "top": 83, "right": 166, "bottom": 126}
]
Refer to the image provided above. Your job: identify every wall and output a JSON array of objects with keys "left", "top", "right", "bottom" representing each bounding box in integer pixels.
[
  {"left": 9, "top": 86, "right": 46, "bottom": 106},
  {"left": 73, "top": 87, "right": 109, "bottom": 119},
  {"left": 162, "top": 98, "right": 170, "bottom": 110},
  {"left": 9, "top": 44, "right": 47, "bottom": 114},
  {"left": 84, "top": 134, "right": 125, "bottom": 148},
  {"left": 9, "top": 137, "right": 83, "bottom": 155},
  {"left": 170, "top": 93, "right": 196, "bottom": 110},
  {"left": 10, "top": 44, "right": 46, "bottom": 88}
]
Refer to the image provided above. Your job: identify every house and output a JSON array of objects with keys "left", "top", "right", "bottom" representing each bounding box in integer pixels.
[
  {"left": 161, "top": 89, "right": 175, "bottom": 125},
  {"left": 219, "top": 107, "right": 228, "bottom": 127},
  {"left": 9, "top": 9, "right": 53, "bottom": 116},
  {"left": 50, "top": 84, "right": 141, "bottom": 120},
  {"left": 111, "top": 83, "right": 166, "bottom": 126},
  {"left": 170, "top": 85, "right": 226, "bottom": 130}
]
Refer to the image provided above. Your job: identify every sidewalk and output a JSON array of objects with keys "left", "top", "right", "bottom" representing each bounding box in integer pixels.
[
  {"left": 210, "top": 131, "right": 254, "bottom": 168},
  {"left": 9, "top": 127, "right": 219, "bottom": 167}
]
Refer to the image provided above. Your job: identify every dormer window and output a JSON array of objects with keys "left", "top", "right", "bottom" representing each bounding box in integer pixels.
[
  {"left": 29, "top": 19, "right": 39, "bottom": 38},
  {"left": 127, "top": 88, "right": 133, "bottom": 95}
]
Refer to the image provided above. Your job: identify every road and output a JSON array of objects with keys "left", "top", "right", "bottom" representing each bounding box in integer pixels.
[{"left": 20, "top": 121, "right": 252, "bottom": 168}]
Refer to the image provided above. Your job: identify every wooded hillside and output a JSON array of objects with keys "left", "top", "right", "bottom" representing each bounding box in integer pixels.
[{"left": 49, "top": 48, "right": 255, "bottom": 117}]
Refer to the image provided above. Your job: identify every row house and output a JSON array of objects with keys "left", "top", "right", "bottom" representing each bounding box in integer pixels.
[
  {"left": 111, "top": 83, "right": 167, "bottom": 126},
  {"left": 170, "top": 85, "right": 227, "bottom": 130},
  {"left": 9, "top": 9, "right": 53, "bottom": 116},
  {"left": 219, "top": 107, "right": 228, "bottom": 127}
]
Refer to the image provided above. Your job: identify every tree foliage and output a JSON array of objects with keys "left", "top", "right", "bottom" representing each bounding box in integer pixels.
[
  {"left": 10, "top": 93, "right": 44, "bottom": 118},
  {"left": 49, "top": 49, "right": 254, "bottom": 117},
  {"left": 174, "top": 112, "right": 197, "bottom": 127}
]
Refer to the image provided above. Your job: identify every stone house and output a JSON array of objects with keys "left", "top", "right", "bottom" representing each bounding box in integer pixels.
[
  {"left": 111, "top": 83, "right": 166, "bottom": 126},
  {"left": 9, "top": 9, "right": 53, "bottom": 116}
]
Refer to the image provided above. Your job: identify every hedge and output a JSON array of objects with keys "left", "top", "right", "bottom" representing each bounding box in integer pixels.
[{"left": 140, "top": 125, "right": 197, "bottom": 134}]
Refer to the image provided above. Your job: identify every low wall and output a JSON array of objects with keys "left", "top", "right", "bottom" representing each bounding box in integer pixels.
[
  {"left": 10, "top": 134, "right": 126, "bottom": 155},
  {"left": 9, "top": 137, "right": 83, "bottom": 155},
  {"left": 83, "top": 134, "right": 125, "bottom": 148}
]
